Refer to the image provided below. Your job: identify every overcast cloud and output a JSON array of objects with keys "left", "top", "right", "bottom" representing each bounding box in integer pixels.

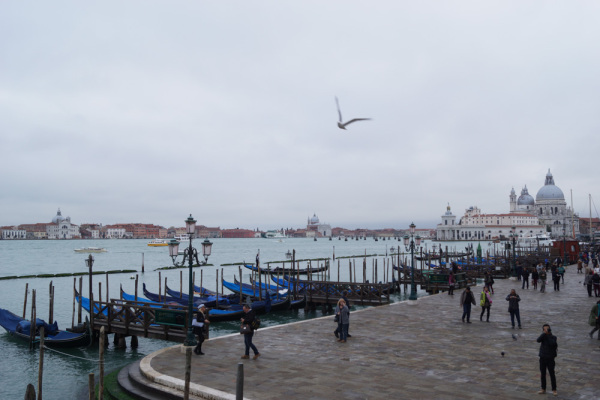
[{"left": 1, "top": 1, "right": 599, "bottom": 230}]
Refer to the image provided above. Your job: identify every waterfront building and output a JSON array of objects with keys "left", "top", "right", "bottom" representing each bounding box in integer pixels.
[
  {"left": 0, "top": 226, "right": 27, "bottom": 239},
  {"left": 221, "top": 228, "right": 255, "bottom": 238},
  {"left": 533, "top": 170, "right": 579, "bottom": 238},
  {"left": 306, "top": 214, "right": 332, "bottom": 237},
  {"left": 196, "top": 225, "right": 221, "bottom": 238},
  {"left": 435, "top": 169, "right": 579, "bottom": 240},
  {"left": 103, "top": 226, "right": 126, "bottom": 239},
  {"left": 47, "top": 208, "right": 80, "bottom": 239}
]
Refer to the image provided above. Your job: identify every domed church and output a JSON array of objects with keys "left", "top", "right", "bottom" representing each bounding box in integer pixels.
[
  {"left": 436, "top": 169, "right": 579, "bottom": 240},
  {"left": 47, "top": 208, "right": 80, "bottom": 239},
  {"left": 531, "top": 169, "right": 579, "bottom": 238}
]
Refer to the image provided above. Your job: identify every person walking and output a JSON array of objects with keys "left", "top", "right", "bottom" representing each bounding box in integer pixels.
[
  {"left": 532, "top": 268, "right": 539, "bottom": 290},
  {"left": 336, "top": 298, "right": 350, "bottom": 343},
  {"left": 552, "top": 269, "right": 560, "bottom": 291},
  {"left": 588, "top": 300, "right": 600, "bottom": 340},
  {"left": 240, "top": 304, "right": 260, "bottom": 360},
  {"left": 537, "top": 324, "right": 558, "bottom": 396},
  {"left": 192, "top": 304, "right": 209, "bottom": 355},
  {"left": 593, "top": 272, "right": 600, "bottom": 297},
  {"left": 484, "top": 271, "right": 495, "bottom": 294},
  {"left": 557, "top": 264, "right": 565, "bottom": 284},
  {"left": 584, "top": 270, "right": 593, "bottom": 297},
  {"left": 448, "top": 272, "right": 455, "bottom": 295},
  {"left": 480, "top": 286, "right": 492, "bottom": 322},
  {"left": 460, "top": 286, "right": 476, "bottom": 323},
  {"left": 521, "top": 268, "right": 530, "bottom": 290},
  {"left": 505, "top": 289, "right": 521, "bottom": 329},
  {"left": 539, "top": 269, "right": 547, "bottom": 293}
]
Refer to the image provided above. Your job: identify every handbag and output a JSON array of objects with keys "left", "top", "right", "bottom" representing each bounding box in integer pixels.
[
  {"left": 240, "top": 324, "right": 251, "bottom": 334},
  {"left": 334, "top": 314, "right": 339, "bottom": 323}
]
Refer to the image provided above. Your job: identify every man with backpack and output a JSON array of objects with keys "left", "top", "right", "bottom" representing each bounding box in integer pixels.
[{"left": 537, "top": 324, "right": 558, "bottom": 396}]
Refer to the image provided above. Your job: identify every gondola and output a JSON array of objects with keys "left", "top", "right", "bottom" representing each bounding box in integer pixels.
[
  {"left": 119, "top": 288, "right": 246, "bottom": 322},
  {"left": 0, "top": 308, "right": 91, "bottom": 348},
  {"left": 221, "top": 277, "right": 281, "bottom": 299},
  {"left": 243, "top": 262, "right": 329, "bottom": 275},
  {"left": 164, "top": 285, "right": 237, "bottom": 307},
  {"left": 237, "top": 276, "right": 282, "bottom": 293},
  {"left": 142, "top": 284, "right": 238, "bottom": 307}
]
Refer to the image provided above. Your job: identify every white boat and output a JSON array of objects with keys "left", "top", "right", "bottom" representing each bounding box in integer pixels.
[
  {"left": 263, "top": 230, "right": 286, "bottom": 239},
  {"left": 74, "top": 247, "right": 107, "bottom": 253},
  {"left": 174, "top": 234, "right": 190, "bottom": 242},
  {"left": 147, "top": 239, "right": 168, "bottom": 247},
  {"left": 517, "top": 234, "right": 553, "bottom": 248}
]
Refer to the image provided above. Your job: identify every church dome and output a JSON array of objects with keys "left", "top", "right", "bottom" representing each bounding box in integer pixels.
[
  {"left": 517, "top": 186, "right": 535, "bottom": 206},
  {"left": 52, "top": 208, "right": 67, "bottom": 224},
  {"left": 309, "top": 214, "right": 320, "bottom": 225},
  {"left": 536, "top": 170, "right": 564, "bottom": 201}
]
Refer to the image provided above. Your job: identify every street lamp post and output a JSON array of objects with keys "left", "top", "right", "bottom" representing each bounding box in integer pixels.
[
  {"left": 509, "top": 225, "right": 517, "bottom": 278},
  {"left": 403, "top": 222, "right": 422, "bottom": 301},
  {"left": 562, "top": 218, "right": 567, "bottom": 266},
  {"left": 85, "top": 254, "right": 94, "bottom": 328},
  {"left": 167, "top": 215, "right": 213, "bottom": 347}
]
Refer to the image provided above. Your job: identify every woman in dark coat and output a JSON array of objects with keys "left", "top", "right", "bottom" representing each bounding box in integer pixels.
[
  {"left": 240, "top": 304, "right": 260, "bottom": 359},
  {"left": 505, "top": 289, "right": 521, "bottom": 329}
]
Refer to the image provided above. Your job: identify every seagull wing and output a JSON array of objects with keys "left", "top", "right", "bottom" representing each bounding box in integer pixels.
[
  {"left": 335, "top": 97, "right": 343, "bottom": 123},
  {"left": 341, "top": 118, "right": 372, "bottom": 127}
]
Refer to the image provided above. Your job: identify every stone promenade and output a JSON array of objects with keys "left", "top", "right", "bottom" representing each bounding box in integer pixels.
[{"left": 142, "top": 265, "right": 600, "bottom": 399}]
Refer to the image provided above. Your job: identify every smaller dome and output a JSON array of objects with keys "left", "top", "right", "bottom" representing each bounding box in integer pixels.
[{"left": 517, "top": 186, "right": 535, "bottom": 206}]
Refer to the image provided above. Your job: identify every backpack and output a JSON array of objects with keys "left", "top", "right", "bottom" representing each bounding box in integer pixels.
[{"left": 250, "top": 318, "right": 261, "bottom": 330}]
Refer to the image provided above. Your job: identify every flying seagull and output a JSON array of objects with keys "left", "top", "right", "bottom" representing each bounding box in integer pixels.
[{"left": 335, "top": 97, "right": 371, "bottom": 130}]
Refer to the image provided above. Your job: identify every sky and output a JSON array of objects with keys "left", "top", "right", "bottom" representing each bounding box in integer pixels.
[{"left": 1, "top": 1, "right": 600, "bottom": 231}]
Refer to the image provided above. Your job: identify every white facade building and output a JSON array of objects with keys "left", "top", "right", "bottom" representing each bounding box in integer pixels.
[
  {"left": 533, "top": 170, "right": 579, "bottom": 238},
  {"left": 46, "top": 208, "right": 80, "bottom": 239},
  {"left": 1, "top": 227, "right": 27, "bottom": 239},
  {"left": 104, "top": 228, "right": 126, "bottom": 239},
  {"left": 436, "top": 170, "right": 579, "bottom": 241},
  {"left": 306, "top": 214, "right": 332, "bottom": 237}
]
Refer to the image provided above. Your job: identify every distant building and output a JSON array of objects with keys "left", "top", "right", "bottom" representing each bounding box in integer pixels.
[
  {"left": 1, "top": 226, "right": 26, "bottom": 239},
  {"left": 103, "top": 226, "right": 126, "bottom": 239},
  {"left": 435, "top": 170, "right": 579, "bottom": 240},
  {"left": 306, "top": 214, "right": 332, "bottom": 237},
  {"left": 47, "top": 208, "right": 80, "bottom": 239},
  {"left": 221, "top": 228, "right": 255, "bottom": 238}
]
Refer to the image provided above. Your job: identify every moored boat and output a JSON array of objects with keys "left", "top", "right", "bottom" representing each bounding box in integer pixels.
[
  {"left": 74, "top": 247, "right": 107, "bottom": 253},
  {"left": 147, "top": 239, "right": 168, "bottom": 247},
  {"left": 0, "top": 308, "right": 91, "bottom": 348}
]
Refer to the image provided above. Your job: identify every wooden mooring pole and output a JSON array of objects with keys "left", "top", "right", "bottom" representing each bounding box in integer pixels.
[
  {"left": 99, "top": 326, "right": 105, "bottom": 400},
  {"left": 37, "top": 326, "right": 45, "bottom": 400},
  {"left": 23, "top": 283, "right": 29, "bottom": 319}
]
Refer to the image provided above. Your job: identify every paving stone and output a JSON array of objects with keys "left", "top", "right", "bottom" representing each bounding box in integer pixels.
[{"left": 143, "top": 265, "right": 600, "bottom": 399}]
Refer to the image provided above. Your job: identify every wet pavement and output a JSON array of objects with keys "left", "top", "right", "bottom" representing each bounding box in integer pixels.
[{"left": 141, "top": 265, "right": 600, "bottom": 399}]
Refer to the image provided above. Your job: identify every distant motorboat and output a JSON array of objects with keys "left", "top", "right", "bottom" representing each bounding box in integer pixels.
[
  {"left": 74, "top": 247, "right": 107, "bottom": 253},
  {"left": 147, "top": 239, "right": 168, "bottom": 247},
  {"left": 263, "top": 230, "right": 286, "bottom": 239},
  {"left": 517, "top": 234, "right": 553, "bottom": 247},
  {"left": 174, "top": 234, "right": 190, "bottom": 242}
]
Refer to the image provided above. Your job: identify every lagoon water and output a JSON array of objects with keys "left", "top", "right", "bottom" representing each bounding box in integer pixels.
[{"left": 0, "top": 237, "right": 481, "bottom": 399}]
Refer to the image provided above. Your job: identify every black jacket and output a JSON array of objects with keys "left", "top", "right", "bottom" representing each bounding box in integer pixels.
[
  {"left": 537, "top": 332, "right": 557, "bottom": 358},
  {"left": 243, "top": 309, "right": 256, "bottom": 331}
]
